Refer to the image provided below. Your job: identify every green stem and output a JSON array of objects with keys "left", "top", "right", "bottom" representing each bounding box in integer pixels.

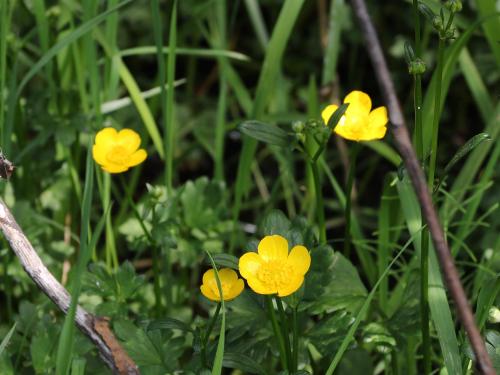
[
  {"left": 165, "top": 0, "right": 178, "bottom": 192},
  {"left": 266, "top": 296, "right": 287, "bottom": 371},
  {"left": 275, "top": 297, "right": 292, "bottom": 371},
  {"left": 427, "top": 38, "right": 445, "bottom": 188},
  {"left": 412, "top": 0, "right": 421, "bottom": 56},
  {"left": 292, "top": 307, "right": 299, "bottom": 371},
  {"left": 414, "top": 74, "right": 423, "bottom": 160},
  {"left": 201, "top": 302, "right": 222, "bottom": 368},
  {"left": 422, "top": 34, "right": 446, "bottom": 375},
  {"left": 311, "top": 161, "right": 326, "bottom": 244},
  {"left": 102, "top": 173, "right": 118, "bottom": 270},
  {"left": 344, "top": 144, "right": 360, "bottom": 257},
  {"left": 421, "top": 229, "right": 431, "bottom": 375}
]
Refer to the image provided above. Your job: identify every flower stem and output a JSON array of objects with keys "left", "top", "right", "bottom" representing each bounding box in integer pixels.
[
  {"left": 344, "top": 143, "right": 360, "bottom": 257},
  {"left": 414, "top": 73, "right": 423, "bottom": 159},
  {"left": 292, "top": 307, "right": 299, "bottom": 371},
  {"left": 311, "top": 160, "right": 326, "bottom": 244},
  {"left": 275, "top": 297, "right": 292, "bottom": 371},
  {"left": 102, "top": 172, "right": 118, "bottom": 270},
  {"left": 421, "top": 34, "right": 446, "bottom": 375},
  {"left": 201, "top": 302, "right": 222, "bottom": 368},
  {"left": 266, "top": 296, "right": 288, "bottom": 371}
]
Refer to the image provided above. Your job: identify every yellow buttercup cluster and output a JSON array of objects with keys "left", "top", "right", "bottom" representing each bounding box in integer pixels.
[
  {"left": 200, "top": 235, "right": 311, "bottom": 301},
  {"left": 322, "top": 90, "right": 388, "bottom": 141},
  {"left": 92, "top": 127, "right": 147, "bottom": 173},
  {"left": 200, "top": 268, "right": 245, "bottom": 302}
]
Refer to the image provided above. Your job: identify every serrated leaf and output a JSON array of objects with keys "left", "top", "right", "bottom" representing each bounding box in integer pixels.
[
  {"left": 147, "top": 318, "right": 193, "bottom": 333},
  {"left": 222, "top": 352, "right": 266, "bottom": 374},
  {"left": 238, "top": 121, "right": 291, "bottom": 147},
  {"left": 260, "top": 209, "right": 291, "bottom": 236},
  {"left": 210, "top": 254, "right": 240, "bottom": 270}
]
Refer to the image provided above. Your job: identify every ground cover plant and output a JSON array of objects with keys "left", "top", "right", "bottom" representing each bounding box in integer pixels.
[{"left": 0, "top": 0, "right": 499, "bottom": 374}]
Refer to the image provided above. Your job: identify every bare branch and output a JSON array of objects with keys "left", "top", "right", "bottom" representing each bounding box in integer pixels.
[
  {"left": 347, "top": 1, "right": 495, "bottom": 374},
  {"left": 0, "top": 199, "right": 140, "bottom": 375}
]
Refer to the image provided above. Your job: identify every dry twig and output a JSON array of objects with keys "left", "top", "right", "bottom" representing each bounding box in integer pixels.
[
  {"left": 0, "top": 199, "right": 140, "bottom": 375},
  {"left": 348, "top": 1, "right": 494, "bottom": 373}
]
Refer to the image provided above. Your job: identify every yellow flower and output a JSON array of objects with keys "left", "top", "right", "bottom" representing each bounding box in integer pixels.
[
  {"left": 321, "top": 90, "right": 388, "bottom": 141},
  {"left": 92, "top": 128, "right": 147, "bottom": 173},
  {"left": 200, "top": 268, "right": 245, "bottom": 302},
  {"left": 238, "top": 235, "right": 311, "bottom": 297}
]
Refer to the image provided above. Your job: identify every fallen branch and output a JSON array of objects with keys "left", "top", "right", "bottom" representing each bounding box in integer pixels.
[
  {"left": 0, "top": 199, "right": 140, "bottom": 375},
  {"left": 348, "top": 1, "right": 494, "bottom": 374}
]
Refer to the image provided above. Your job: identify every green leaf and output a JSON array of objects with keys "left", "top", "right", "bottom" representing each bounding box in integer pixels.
[
  {"left": 238, "top": 121, "right": 291, "bottom": 147},
  {"left": 396, "top": 178, "right": 463, "bottom": 375},
  {"left": 443, "top": 133, "right": 491, "bottom": 176},
  {"left": 210, "top": 254, "right": 240, "bottom": 270},
  {"left": 147, "top": 318, "right": 193, "bottom": 333},
  {"left": 260, "top": 209, "right": 291, "bottom": 236},
  {"left": 0, "top": 324, "right": 16, "bottom": 356},
  {"left": 222, "top": 352, "right": 266, "bottom": 374},
  {"left": 16, "top": 0, "right": 132, "bottom": 97},
  {"left": 303, "top": 247, "right": 367, "bottom": 314},
  {"left": 326, "top": 103, "right": 349, "bottom": 131}
]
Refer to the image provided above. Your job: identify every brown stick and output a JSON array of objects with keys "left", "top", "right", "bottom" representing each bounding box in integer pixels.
[
  {"left": 0, "top": 199, "right": 140, "bottom": 375},
  {"left": 348, "top": 1, "right": 495, "bottom": 374}
]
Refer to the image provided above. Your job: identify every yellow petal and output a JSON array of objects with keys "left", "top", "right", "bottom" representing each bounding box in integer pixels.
[
  {"left": 101, "top": 164, "right": 129, "bottom": 174},
  {"left": 344, "top": 91, "right": 372, "bottom": 113},
  {"left": 334, "top": 122, "right": 362, "bottom": 141},
  {"left": 239, "top": 252, "right": 263, "bottom": 280},
  {"left": 286, "top": 245, "right": 311, "bottom": 276},
  {"left": 202, "top": 269, "right": 216, "bottom": 285},
  {"left": 117, "top": 129, "right": 141, "bottom": 153},
  {"left": 95, "top": 127, "right": 118, "bottom": 149},
  {"left": 277, "top": 275, "right": 304, "bottom": 297},
  {"left": 247, "top": 277, "right": 275, "bottom": 295},
  {"left": 126, "top": 149, "right": 147, "bottom": 167},
  {"left": 364, "top": 126, "right": 387, "bottom": 140},
  {"left": 226, "top": 279, "right": 244, "bottom": 300},
  {"left": 219, "top": 268, "right": 238, "bottom": 284},
  {"left": 321, "top": 104, "right": 339, "bottom": 125},
  {"left": 369, "top": 107, "right": 388, "bottom": 128},
  {"left": 257, "top": 235, "right": 288, "bottom": 262},
  {"left": 200, "top": 284, "right": 220, "bottom": 301},
  {"left": 92, "top": 144, "right": 108, "bottom": 166}
]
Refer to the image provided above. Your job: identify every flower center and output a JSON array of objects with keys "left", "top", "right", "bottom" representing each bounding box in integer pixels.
[
  {"left": 106, "top": 146, "right": 130, "bottom": 165},
  {"left": 257, "top": 260, "right": 294, "bottom": 291},
  {"left": 213, "top": 281, "right": 230, "bottom": 298}
]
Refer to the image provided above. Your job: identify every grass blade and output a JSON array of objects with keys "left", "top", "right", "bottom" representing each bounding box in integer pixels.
[
  {"left": 0, "top": 323, "right": 16, "bottom": 356},
  {"left": 397, "top": 178, "right": 463, "bottom": 375},
  {"left": 16, "top": 0, "right": 132, "bottom": 98},
  {"left": 233, "top": 0, "right": 305, "bottom": 223}
]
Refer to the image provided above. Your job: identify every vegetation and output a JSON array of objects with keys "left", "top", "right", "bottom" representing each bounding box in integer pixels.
[{"left": 0, "top": 0, "right": 499, "bottom": 374}]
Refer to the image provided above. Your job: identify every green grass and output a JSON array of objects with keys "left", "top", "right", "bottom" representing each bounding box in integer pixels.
[{"left": 0, "top": 1, "right": 498, "bottom": 374}]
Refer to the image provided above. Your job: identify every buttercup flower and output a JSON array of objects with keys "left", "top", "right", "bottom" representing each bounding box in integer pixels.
[
  {"left": 92, "top": 127, "right": 147, "bottom": 173},
  {"left": 200, "top": 268, "right": 244, "bottom": 302},
  {"left": 321, "top": 90, "right": 388, "bottom": 141},
  {"left": 239, "top": 235, "right": 311, "bottom": 297}
]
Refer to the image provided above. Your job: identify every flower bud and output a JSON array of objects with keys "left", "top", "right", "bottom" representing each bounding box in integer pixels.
[
  {"left": 292, "top": 120, "right": 305, "bottom": 133},
  {"left": 306, "top": 119, "right": 321, "bottom": 129},
  {"left": 404, "top": 42, "right": 415, "bottom": 66},
  {"left": 488, "top": 307, "right": 500, "bottom": 324},
  {"left": 408, "top": 59, "right": 426, "bottom": 75},
  {"left": 444, "top": 0, "right": 462, "bottom": 13},
  {"left": 444, "top": 26, "right": 456, "bottom": 40},
  {"left": 295, "top": 132, "right": 306, "bottom": 144},
  {"left": 418, "top": 3, "right": 437, "bottom": 24},
  {"left": 432, "top": 16, "right": 444, "bottom": 32}
]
